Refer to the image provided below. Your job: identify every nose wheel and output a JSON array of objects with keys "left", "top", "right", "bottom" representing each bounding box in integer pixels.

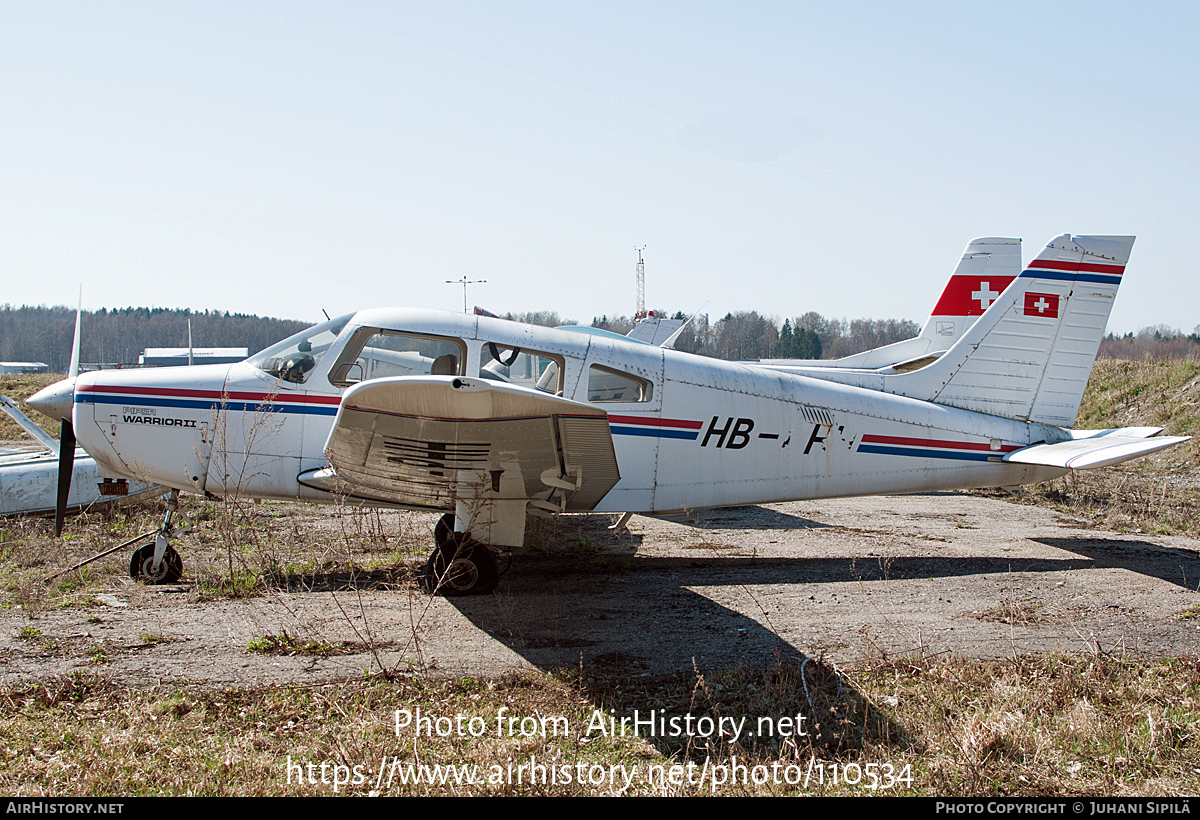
[
  {"left": 129, "top": 489, "right": 186, "bottom": 585},
  {"left": 130, "top": 542, "right": 183, "bottom": 584}
]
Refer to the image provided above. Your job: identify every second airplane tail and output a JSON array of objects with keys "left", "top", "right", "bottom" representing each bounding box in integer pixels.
[{"left": 900, "top": 233, "right": 1133, "bottom": 427}]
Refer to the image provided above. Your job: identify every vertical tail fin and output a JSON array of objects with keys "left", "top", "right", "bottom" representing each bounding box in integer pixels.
[
  {"left": 920, "top": 237, "right": 1022, "bottom": 351},
  {"left": 892, "top": 234, "right": 1133, "bottom": 426},
  {"left": 626, "top": 313, "right": 686, "bottom": 346},
  {"left": 1022, "top": 235, "right": 1132, "bottom": 426}
]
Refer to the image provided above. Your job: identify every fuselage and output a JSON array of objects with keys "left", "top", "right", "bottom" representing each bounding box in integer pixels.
[{"left": 70, "top": 308, "right": 1069, "bottom": 514}]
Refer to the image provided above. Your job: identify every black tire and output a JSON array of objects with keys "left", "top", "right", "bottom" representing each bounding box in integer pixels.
[
  {"left": 129, "top": 542, "right": 183, "bottom": 584},
  {"left": 433, "top": 513, "right": 457, "bottom": 550},
  {"left": 422, "top": 537, "right": 498, "bottom": 597}
]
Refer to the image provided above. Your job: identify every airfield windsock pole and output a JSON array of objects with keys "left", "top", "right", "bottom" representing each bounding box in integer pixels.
[
  {"left": 446, "top": 276, "right": 486, "bottom": 313},
  {"left": 635, "top": 246, "right": 646, "bottom": 320}
]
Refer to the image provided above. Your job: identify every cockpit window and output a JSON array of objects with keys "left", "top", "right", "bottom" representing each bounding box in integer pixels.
[
  {"left": 328, "top": 328, "right": 466, "bottom": 387},
  {"left": 588, "top": 365, "right": 653, "bottom": 403},
  {"left": 246, "top": 314, "right": 352, "bottom": 384},
  {"left": 478, "top": 343, "right": 563, "bottom": 395}
]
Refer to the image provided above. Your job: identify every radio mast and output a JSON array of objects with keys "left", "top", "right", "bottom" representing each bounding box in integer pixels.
[{"left": 634, "top": 246, "right": 647, "bottom": 319}]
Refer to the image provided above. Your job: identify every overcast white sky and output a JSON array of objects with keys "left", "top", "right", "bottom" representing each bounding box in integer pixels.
[{"left": 2, "top": 1, "right": 1197, "bottom": 334}]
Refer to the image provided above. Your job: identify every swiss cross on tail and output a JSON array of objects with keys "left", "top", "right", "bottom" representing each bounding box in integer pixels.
[
  {"left": 931, "top": 276, "right": 1017, "bottom": 316},
  {"left": 1023, "top": 292, "right": 1060, "bottom": 318}
]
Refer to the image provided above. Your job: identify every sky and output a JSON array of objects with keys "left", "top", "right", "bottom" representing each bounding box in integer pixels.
[{"left": 2, "top": 1, "right": 1197, "bottom": 335}]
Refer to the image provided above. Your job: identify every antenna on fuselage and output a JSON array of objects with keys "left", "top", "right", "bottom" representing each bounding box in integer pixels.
[{"left": 446, "top": 276, "right": 486, "bottom": 313}]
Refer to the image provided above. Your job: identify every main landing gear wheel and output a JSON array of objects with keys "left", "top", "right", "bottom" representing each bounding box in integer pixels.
[
  {"left": 423, "top": 534, "right": 499, "bottom": 597},
  {"left": 434, "top": 513, "right": 456, "bottom": 550},
  {"left": 129, "top": 542, "right": 183, "bottom": 584}
]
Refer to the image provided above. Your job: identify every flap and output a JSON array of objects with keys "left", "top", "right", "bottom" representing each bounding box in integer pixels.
[{"left": 322, "top": 376, "right": 620, "bottom": 510}]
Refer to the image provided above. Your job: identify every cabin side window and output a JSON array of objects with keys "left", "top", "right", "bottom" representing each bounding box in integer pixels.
[
  {"left": 328, "top": 328, "right": 466, "bottom": 388},
  {"left": 478, "top": 343, "right": 564, "bottom": 395},
  {"left": 587, "top": 364, "right": 653, "bottom": 403}
]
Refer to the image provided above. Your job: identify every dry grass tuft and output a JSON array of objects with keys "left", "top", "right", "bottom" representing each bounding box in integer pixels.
[
  {"left": 979, "top": 358, "right": 1200, "bottom": 535},
  {"left": 976, "top": 596, "right": 1046, "bottom": 625}
]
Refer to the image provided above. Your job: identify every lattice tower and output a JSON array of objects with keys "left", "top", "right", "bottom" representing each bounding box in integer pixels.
[{"left": 635, "top": 246, "right": 646, "bottom": 319}]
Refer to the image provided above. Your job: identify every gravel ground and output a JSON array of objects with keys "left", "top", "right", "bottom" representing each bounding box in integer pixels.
[{"left": 4, "top": 492, "right": 1199, "bottom": 687}]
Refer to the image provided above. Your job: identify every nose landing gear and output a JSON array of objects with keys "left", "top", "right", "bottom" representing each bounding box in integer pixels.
[
  {"left": 43, "top": 489, "right": 189, "bottom": 586},
  {"left": 129, "top": 541, "right": 183, "bottom": 584},
  {"left": 129, "top": 490, "right": 186, "bottom": 585}
]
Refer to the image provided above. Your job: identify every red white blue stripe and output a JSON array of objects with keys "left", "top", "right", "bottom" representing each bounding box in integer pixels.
[
  {"left": 75, "top": 385, "right": 342, "bottom": 416},
  {"left": 609, "top": 415, "right": 702, "bottom": 440},
  {"left": 1020, "top": 258, "right": 1124, "bottom": 286},
  {"left": 857, "top": 434, "right": 1020, "bottom": 462}
]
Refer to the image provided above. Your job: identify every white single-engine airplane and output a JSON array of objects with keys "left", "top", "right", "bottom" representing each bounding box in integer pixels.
[{"left": 27, "top": 233, "right": 1188, "bottom": 594}]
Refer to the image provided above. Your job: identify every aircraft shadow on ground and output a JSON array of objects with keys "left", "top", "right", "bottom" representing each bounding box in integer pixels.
[
  {"left": 430, "top": 502, "right": 1172, "bottom": 677},
  {"left": 1032, "top": 537, "right": 1200, "bottom": 592},
  {"left": 445, "top": 553, "right": 1100, "bottom": 669},
  {"left": 285, "top": 507, "right": 1194, "bottom": 760},
  {"left": 444, "top": 555, "right": 914, "bottom": 761},
  {"left": 656, "top": 506, "right": 831, "bottom": 530},
  {"left": 434, "top": 547, "right": 1109, "bottom": 761}
]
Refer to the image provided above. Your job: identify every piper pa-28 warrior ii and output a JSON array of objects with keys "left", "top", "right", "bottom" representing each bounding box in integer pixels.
[{"left": 26, "top": 233, "right": 1189, "bottom": 594}]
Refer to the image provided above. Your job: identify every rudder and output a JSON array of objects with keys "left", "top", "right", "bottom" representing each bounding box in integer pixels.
[{"left": 1023, "top": 235, "right": 1132, "bottom": 426}]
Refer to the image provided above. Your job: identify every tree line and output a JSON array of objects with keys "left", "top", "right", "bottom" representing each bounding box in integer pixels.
[
  {"left": 590, "top": 310, "right": 920, "bottom": 361},
  {"left": 4, "top": 303, "right": 1196, "bottom": 375},
  {"left": 0, "top": 305, "right": 309, "bottom": 372},
  {"left": 589, "top": 312, "right": 1200, "bottom": 361},
  {"left": 1098, "top": 325, "right": 1200, "bottom": 360}
]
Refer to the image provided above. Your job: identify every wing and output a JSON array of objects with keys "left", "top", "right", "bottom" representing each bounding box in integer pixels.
[
  {"left": 1004, "top": 427, "right": 1189, "bottom": 470},
  {"left": 0, "top": 396, "right": 59, "bottom": 452},
  {"left": 305, "top": 376, "right": 620, "bottom": 512}
]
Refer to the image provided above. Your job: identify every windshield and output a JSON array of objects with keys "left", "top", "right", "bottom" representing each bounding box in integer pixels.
[{"left": 246, "top": 314, "right": 353, "bottom": 384}]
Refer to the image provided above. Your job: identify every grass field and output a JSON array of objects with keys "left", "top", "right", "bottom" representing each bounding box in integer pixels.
[{"left": 2, "top": 652, "right": 1197, "bottom": 795}]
